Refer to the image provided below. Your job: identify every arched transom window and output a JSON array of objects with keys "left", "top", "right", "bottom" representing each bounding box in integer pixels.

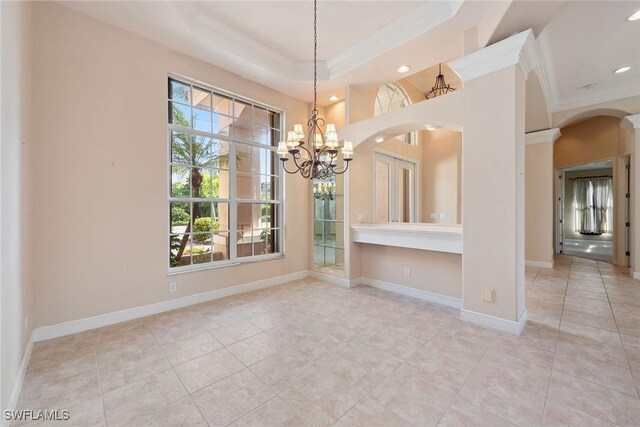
[{"left": 374, "top": 83, "right": 416, "bottom": 145}]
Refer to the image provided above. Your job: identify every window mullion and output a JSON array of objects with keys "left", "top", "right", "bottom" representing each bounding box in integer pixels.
[{"left": 229, "top": 138, "right": 238, "bottom": 262}]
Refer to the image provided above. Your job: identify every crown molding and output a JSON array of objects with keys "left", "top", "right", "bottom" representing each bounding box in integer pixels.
[
  {"left": 327, "top": 1, "right": 461, "bottom": 79},
  {"left": 192, "top": 13, "right": 296, "bottom": 79},
  {"left": 623, "top": 114, "right": 640, "bottom": 129},
  {"left": 552, "top": 85, "right": 640, "bottom": 113},
  {"left": 525, "top": 128, "right": 561, "bottom": 145},
  {"left": 189, "top": 1, "right": 462, "bottom": 83},
  {"left": 448, "top": 29, "right": 539, "bottom": 82}
]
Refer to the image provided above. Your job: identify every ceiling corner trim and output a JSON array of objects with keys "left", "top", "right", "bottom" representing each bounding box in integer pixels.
[
  {"left": 535, "top": 29, "right": 560, "bottom": 111},
  {"left": 449, "top": 29, "right": 538, "bottom": 82},
  {"left": 525, "top": 128, "right": 561, "bottom": 145},
  {"left": 192, "top": 13, "right": 296, "bottom": 79},
  {"left": 326, "top": 1, "right": 458, "bottom": 79},
  {"left": 623, "top": 114, "right": 640, "bottom": 129}
]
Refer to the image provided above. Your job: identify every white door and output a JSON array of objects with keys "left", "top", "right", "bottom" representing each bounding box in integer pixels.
[{"left": 374, "top": 152, "right": 416, "bottom": 223}]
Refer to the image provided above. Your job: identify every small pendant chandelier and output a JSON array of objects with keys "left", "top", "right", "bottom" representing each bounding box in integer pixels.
[
  {"left": 424, "top": 63, "right": 456, "bottom": 100},
  {"left": 277, "top": 0, "right": 353, "bottom": 179}
]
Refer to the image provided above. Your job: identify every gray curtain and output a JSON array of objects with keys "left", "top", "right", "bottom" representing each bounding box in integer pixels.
[{"left": 573, "top": 177, "right": 613, "bottom": 234}]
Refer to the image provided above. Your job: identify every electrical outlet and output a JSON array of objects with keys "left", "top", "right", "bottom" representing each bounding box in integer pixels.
[
  {"left": 404, "top": 266, "right": 411, "bottom": 277},
  {"left": 481, "top": 287, "right": 495, "bottom": 302},
  {"left": 430, "top": 213, "right": 437, "bottom": 219},
  {"left": 438, "top": 212, "right": 447, "bottom": 219},
  {"left": 169, "top": 282, "right": 177, "bottom": 293}
]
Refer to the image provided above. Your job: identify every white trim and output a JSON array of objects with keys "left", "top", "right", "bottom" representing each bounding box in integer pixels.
[
  {"left": 327, "top": 1, "right": 459, "bottom": 79},
  {"left": 460, "top": 309, "right": 527, "bottom": 335},
  {"left": 352, "top": 223, "right": 462, "bottom": 254},
  {"left": 3, "top": 331, "right": 34, "bottom": 424},
  {"left": 448, "top": 29, "right": 538, "bottom": 82},
  {"left": 32, "top": 270, "right": 308, "bottom": 342},
  {"left": 525, "top": 128, "right": 561, "bottom": 145},
  {"left": 362, "top": 277, "right": 462, "bottom": 309},
  {"left": 623, "top": 114, "right": 640, "bottom": 130},
  {"left": 309, "top": 270, "right": 360, "bottom": 288},
  {"left": 525, "top": 260, "right": 554, "bottom": 269}
]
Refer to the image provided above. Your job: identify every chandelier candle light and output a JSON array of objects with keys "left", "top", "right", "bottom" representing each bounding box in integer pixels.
[{"left": 277, "top": 0, "right": 353, "bottom": 179}]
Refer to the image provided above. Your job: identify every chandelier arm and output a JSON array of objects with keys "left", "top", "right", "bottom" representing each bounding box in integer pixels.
[
  {"left": 330, "top": 160, "right": 351, "bottom": 175},
  {"left": 281, "top": 160, "right": 302, "bottom": 175}
]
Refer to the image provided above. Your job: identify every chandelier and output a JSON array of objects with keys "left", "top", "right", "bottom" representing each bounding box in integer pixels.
[
  {"left": 424, "top": 63, "right": 456, "bottom": 99},
  {"left": 314, "top": 181, "right": 335, "bottom": 200},
  {"left": 277, "top": 0, "right": 353, "bottom": 179}
]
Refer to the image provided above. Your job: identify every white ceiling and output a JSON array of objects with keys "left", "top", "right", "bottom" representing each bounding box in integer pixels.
[
  {"left": 59, "top": 0, "right": 640, "bottom": 116},
  {"left": 537, "top": 1, "right": 640, "bottom": 112}
]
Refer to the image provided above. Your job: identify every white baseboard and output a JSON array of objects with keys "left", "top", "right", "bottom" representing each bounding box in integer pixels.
[
  {"left": 525, "top": 260, "right": 554, "bottom": 269},
  {"left": 461, "top": 309, "right": 527, "bottom": 335},
  {"left": 309, "top": 270, "right": 360, "bottom": 288},
  {"left": 32, "top": 270, "right": 309, "bottom": 342},
  {"left": 361, "top": 277, "right": 462, "bottom": 309},
  {"left": 3, "top": 331, "right": 34, "bottom": 425}
]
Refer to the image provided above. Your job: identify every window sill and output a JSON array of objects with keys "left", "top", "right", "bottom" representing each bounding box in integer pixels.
[
  {"left": 168, "top": 253, "right": 284, "bottom": 276},
  {"left": 352, "top": 222, "right": 462, "bottom": 254}
]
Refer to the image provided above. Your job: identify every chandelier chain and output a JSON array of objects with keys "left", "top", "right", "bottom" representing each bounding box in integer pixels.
[
  {"left": 276, "top": 0, "right": 352, "bottom": 179},
  {"left": 313, "top": 0, "right": 318, "bottom": 115}
]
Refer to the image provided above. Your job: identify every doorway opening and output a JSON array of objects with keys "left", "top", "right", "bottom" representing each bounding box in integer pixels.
[{"left": 557, "top": 160, "right": 614, "bottom": 262}]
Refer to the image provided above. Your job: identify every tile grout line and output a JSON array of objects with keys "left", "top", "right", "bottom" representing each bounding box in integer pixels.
[
  {"left": 91, "top": 333, "right": 109, "bottom": 427},
  {"left": 433, "top": 330, "right": 499, "bottom": 425},
  {"left": 330, "top": 315, "right": 441, "bottom": 426},
  {"left": 149, "top": 323, "right": 212, "bottom": 427},
  {"left": 597, "top": 259, "right": 640, "bottom": 399},
  {"left": 540, "top": 255, "right": 571, "bottom": 426}
]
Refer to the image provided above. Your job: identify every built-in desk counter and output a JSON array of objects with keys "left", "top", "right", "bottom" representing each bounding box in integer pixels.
[{"left": 352, "top": 223, "right": 462, "bottom": 254}]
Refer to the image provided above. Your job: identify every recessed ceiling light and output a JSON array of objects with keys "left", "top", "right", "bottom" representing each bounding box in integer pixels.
[
  {"left": 375, "top": 136, "right": 384, "bottom": 143},
  {"left": 397, "top": 65, "right": 411, "bottom": 73},
  {"left": 628, "top": 10, "right": 640, "bottom": 21},
  {"left": 329, "top": 95, "right": 339, "bottom": 102},
  {"left": 614, "top": 66, "right": 631, "bottom": 74},
  {"left": 425, "top": 124, "right": 437, "bottom": 131}
]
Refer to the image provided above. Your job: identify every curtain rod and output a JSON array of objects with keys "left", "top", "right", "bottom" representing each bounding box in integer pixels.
[{"left": 568, "top": 175, "right": 612, "bottom": 180}]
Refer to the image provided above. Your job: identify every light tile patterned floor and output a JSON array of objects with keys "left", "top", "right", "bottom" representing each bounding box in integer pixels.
[{"left": 14, "top": 255, "right": 640, "bottom": 426}]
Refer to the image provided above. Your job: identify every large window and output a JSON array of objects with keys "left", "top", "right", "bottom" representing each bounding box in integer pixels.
[
  {"left": 573, "top": 176, "right": 613, "bottom": 235},
  {"left": 168, "top": 77, "right": 282, "bottom": 271}
]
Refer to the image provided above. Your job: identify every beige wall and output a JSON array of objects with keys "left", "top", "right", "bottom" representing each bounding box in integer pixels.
[
  {"left": 421, "top": 129, "right": 461, "bottom": 224},
  {"left": 1, "top": 0, "right": 34, "bottom": 410},
  {"left": 30, "top": 2, "right": 310, "bottom": 327},
  {"left": 360, "top": 245, "right": 462, "bottom": 299},
  {"left": 525, "top": 142, "right": 554, "bottom": 264},
  {"left": 554, "top": 116, "right": 620, "bottom": 169},
  {"left": 461, "top": 65, "right": 526, "bottom": 322},
  {"left": 342, "top": 62, "right": 527, "bottom": 322}
]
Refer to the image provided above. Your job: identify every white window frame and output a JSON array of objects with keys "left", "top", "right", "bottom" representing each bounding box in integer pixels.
[
  {"left": 374, "top": 83, "right": 417, "bottom": 146},
  {"left": 167, "top": 75, "right": 284, "bottom": 274}
]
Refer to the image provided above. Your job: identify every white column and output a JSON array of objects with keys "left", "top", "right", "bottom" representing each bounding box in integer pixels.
[
  {"left": 525, "top": 129, "right": 560, "bottom": 268},
  {"left": 450, "top": 29, "right": 539, "bottom": 334}
]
